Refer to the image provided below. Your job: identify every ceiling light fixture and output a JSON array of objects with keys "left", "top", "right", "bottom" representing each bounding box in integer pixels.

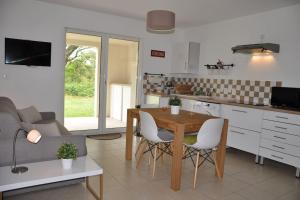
[{"left": 146, "top": 10, "right": 175, "bottom": 33}]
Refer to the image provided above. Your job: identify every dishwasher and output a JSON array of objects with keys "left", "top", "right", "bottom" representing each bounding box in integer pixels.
[{"left": 192, "top": 101, "right": 221, "bottom": 117}]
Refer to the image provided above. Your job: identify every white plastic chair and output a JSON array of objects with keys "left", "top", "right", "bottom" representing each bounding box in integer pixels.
[
  {"left": 135, "top": 111, "right": 174, "bottom": 176},
  {"left": 183, "top": 118, "right": 224, "bottom": 188}
]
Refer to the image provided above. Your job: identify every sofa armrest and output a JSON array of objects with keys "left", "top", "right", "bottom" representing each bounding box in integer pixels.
[
  {"left": 40, "top": 112, "right": 56, "bottom": 120},
  {"left": 0, "top": 135, "right": 87, "bottom": 167}
]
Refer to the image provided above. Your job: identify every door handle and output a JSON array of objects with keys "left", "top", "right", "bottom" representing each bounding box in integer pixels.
[
  {"left": 274, "top": 126, "right": 287, "bottom": 130},
  {"left": 272, "top": 145, "right": 285, "bottom": 150},
  {"left": 275, "top": 116, "right": 288, "bottom": 120},
  {"left": 271, "top": 155, "right": 284, "bottom": 160},
  {"left": 273, "top": 135, "right": 286, "bottom": 140},
  {"left": 231, "top": 130, "right": 245, "bottom": 135},
  {"left": 232, "top": 109, "right": 247, "bottom": 113}
]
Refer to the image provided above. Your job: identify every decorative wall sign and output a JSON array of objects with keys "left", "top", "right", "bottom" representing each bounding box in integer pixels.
[{"left": 151, "top": 50, "right": 165, "bottom": 58}]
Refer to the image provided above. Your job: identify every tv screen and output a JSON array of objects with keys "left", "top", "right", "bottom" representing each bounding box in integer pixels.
[{"left": 5, "top": 38, "right": 51, "bottom": 67}]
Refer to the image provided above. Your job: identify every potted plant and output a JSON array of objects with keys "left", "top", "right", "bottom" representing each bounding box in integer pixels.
[
  {"left": 57, "top": 143, "right": 78, "bottom": 170},
  {"left": 169, "top": 96, "right": 181, "bottom": 115}
]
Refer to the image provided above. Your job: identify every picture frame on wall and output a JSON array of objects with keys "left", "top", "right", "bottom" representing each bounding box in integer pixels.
[{"left": 151, "top": 50, "right": 165, "bottom": 58}]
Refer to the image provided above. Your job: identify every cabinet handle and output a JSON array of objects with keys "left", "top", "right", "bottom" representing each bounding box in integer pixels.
[
  {"left": 274, "top": 126, "right": 287, "bottom": 130},
  {"left": 272, "top": 145, "right": 285, "bottom": 150},
  {"left": 271, "top": 155, "right": 284, "bottom": 160},
  {"left": 232, "top": 109, "right": 247, "bottom": 113},
  {"left": 231, "top": 130, "right": 245, "bottom": 135},
  {"left": 275, "top": 116, "right": 288, "bottom": 120},
  {"left": 273, "top": 135, "right": 286, "bottom": 140}
]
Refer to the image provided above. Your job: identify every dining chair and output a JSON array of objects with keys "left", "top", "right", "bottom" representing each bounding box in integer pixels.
[
  {"left": 182, "top": 118, "right": 224, "bottom": 188},
  {"left": 135, "top": 111, "right": 174, "bottom": 176}
]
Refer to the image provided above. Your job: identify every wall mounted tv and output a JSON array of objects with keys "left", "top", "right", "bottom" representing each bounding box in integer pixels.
[{"left": 5, "top": 38, "right": 51, "bottom": 67}]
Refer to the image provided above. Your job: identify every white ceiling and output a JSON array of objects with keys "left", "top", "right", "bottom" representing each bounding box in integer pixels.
[{"left": 37, "top": 0, "right": 300, "bottom": 27}]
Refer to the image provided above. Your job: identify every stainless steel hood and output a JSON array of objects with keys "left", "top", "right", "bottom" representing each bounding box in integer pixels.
[{"left": 232, "top": 43, "right": 280, "bottom": 54}]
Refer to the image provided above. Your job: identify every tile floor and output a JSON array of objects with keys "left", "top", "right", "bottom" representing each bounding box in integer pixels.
[{"left": 6, "top": 135, "right": 300, "bottom": 200}]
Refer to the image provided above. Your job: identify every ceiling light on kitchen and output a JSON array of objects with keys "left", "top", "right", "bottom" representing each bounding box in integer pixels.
[{"left": 146, "top": 10, "right": 175, "bottom": 33}]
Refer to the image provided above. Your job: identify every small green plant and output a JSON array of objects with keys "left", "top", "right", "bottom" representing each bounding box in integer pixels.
[
  {"left": 169, "top": 96, "right": 182, "bottom": 106},
  {"left": 57, "top": 143, "right": 78, "bottom": 160}
]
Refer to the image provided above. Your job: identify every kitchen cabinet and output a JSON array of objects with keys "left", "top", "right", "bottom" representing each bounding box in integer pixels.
[
  {"left": 181, "top": 98, "right": 196, "bottom": 111},
  {"left": 144, "top": 95, "right": 169, "bottom": 108},
  {"left": 171, "top": 42, "right": 200, "bottom": 73},
  {"left": 178, "top": 96, "right": 300, "bottom": 177},
  {"left": 260, "top": 111, "right": 300, "bottom": 177},
  {"left": 110, "top": 84, "right": 131, "bottom": 123},
  {"left": 221, "top": 105, "right": 263, "bottom": 156}
]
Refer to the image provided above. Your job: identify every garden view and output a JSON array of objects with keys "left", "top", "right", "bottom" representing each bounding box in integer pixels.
[{"left": 64, "top": 44, "right": 97, "bottom": 118}]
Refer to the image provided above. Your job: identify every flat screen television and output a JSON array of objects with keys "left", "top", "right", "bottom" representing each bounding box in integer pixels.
[{"left": 5, "top": 38, "right": 51, "bottom": 67}]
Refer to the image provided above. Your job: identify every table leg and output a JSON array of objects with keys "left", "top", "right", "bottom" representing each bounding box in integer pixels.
[
  {"left": 215, "top": 119, "right": 228, "bottom": 178},
  {"left": 86, "top": 175, "right": 103, "bottom": 200},
  {"left": 0, "top": 191, "right": 2, "bottom": 200},
  {"left": 126, "top": 110, "right": 134, "bottom": 160},
  {"left": 170, "top": 124, "right": 184, "bottom": 191}
]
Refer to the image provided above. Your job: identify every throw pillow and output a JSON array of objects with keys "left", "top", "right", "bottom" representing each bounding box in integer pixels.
[{"left": 18, "top": 106, "right": 42, "bottom": 123}]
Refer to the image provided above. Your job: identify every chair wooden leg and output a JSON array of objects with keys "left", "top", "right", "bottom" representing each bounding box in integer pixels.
[
  {"left": 193, "top": 152, "right": 200, "bottom": 189},
  {"left": 160, "top": 143, "right": 164, "bottom": 163},
  {"left": 152, "top": 145, "right": 158, "bottom": 177},
  {"left": 213, "top": 150, "right": 221, "bottom": 179},
  {"left": 135, "top": 137, "right": 145, "bottom": 158},
  {"left": 136, "top": 141, "right": 147, "bottom": 169},
  {"left": 183, "top": 145, "right": 186, "bottom": 157},
  {"left": 148, "top": 152, "right": 152, "bottom": 166}
]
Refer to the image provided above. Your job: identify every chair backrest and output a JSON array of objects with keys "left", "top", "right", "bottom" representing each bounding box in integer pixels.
[
  {"left": 139, "top": 111, "right": 161, "bottom": 143},
  {"left": 192, "top": 118, "right": 224, "bottom": 149}
]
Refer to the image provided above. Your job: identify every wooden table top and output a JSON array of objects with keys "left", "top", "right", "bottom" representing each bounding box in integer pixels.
[{"left": 128, "top": 108, "right": 222, "bottom": 133}]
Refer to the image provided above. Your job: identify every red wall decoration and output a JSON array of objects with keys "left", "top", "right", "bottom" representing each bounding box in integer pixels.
[{"left": 151, "top": 50, "right": 165, "bottom": 58}]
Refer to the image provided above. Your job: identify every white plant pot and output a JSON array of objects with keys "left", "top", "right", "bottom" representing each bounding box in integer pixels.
[
  {"left": 170, "top": 105, "right": 180, "bottom": 115},
  {"left": 62, "top": 159, "right": 73, "bottom": 170}
]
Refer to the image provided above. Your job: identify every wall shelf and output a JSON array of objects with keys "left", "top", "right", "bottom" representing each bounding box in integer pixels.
[{"left": 204, "top": 63, "right": 234, "bottom": 69}]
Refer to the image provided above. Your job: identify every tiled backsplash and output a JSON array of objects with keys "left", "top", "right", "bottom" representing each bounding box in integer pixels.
[{"left": 143, "top": 75, "right": 282, "bottom": 105}]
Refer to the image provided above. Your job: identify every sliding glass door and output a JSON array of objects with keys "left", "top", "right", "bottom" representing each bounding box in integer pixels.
[
  {"left": 105, "top": 38, "right": 139, "bottom": 129},
  {"left": 64, "top": 30, "right": 140, "bottom": 134},
  {"left": 64, "top": 33, "right": 101, "bottom": 131}
]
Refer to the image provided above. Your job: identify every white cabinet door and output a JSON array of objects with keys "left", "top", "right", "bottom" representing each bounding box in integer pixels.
[
  {"left": 110, "top": 84, "right": 131, "bottom": 122},
  {"left": 222, "top": 105, "right": 263, "bottom": 132},
  {"left": 121, "top": 86, "right": 131, "bottom": 123},
  {"left": 171, "top": 42, "right": 200, "bottom": 73},
  {"left": 181, "top": 98, "right": 195, "bottom": 111},
  {"left": 227, "top": 127, "right": 260, "bottom": 154},
  {"left": 110, "top": 85, "right": 122, "bottom": 121},
  {"left": 187, "top": 42, "right": 200, "bottom": 73},
  {"left": 159, "top": 97, "right": 169, "bottom": 107},
  {"left": 171, "top": 42, "right": 188, "bottom": 73}
]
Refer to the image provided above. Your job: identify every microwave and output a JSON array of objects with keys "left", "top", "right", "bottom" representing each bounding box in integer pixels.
[{"left": 271, "top": 87, "right": 300, "bottom": 109}]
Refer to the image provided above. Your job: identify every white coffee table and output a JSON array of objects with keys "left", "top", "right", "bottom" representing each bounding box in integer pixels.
[{"left": 0, "top": 156, "right": 103, "bottom": 200}]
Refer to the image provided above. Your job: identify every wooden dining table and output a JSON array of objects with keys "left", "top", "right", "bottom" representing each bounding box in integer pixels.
[{"left": 125, "top": 108, "right": 228, "bottom": 191}]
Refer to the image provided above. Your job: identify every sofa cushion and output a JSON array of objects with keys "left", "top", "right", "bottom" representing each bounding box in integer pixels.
[
  {"left": 34, "top": 120, "right": 69, "bottom": 135},
  {"left": 22, "top": 122, "right": 61, "bottom": 137},
  {"left": 18, "top": 106, "right": 42, "bottom": 123}
]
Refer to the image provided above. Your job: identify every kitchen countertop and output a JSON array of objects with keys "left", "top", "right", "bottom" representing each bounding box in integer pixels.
[
  {"left": 174, "top": 94, "right": 300, "bottom": 115},
  {"left": 144, "top": 92, "right": 300, "bottom": 115}
]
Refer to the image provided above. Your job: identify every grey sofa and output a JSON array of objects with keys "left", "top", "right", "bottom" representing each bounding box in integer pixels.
[{"left": 0, "top": 97, "right": 87, "bottom": 167}]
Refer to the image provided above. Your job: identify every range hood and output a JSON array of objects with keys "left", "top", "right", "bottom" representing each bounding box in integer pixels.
[{"left": 232, "top": 43, "right": 280, "bottom": 54}]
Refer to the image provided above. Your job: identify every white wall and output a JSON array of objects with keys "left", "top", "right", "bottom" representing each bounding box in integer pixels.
[
  {"left": 0, "top": 0, "right": 176, "bottom": 122},
  {"left": 183, "top": 4, "right": 300, "bottom": 87}
]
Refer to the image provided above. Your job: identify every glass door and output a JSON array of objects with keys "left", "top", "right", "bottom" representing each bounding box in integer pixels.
[
  {"left": 64, "top": 32, "right": 101, "bottom": 131},
  {"left": 64, "top": 30, "right": 140, "bottom": 134},
  {"left": 105, "top": 38, "right": 139, "bottom": 131}
]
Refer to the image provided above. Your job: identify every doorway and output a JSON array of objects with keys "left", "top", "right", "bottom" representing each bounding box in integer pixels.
[{"left": 64, "top": 30, "right": 140, "bottom": 134}]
